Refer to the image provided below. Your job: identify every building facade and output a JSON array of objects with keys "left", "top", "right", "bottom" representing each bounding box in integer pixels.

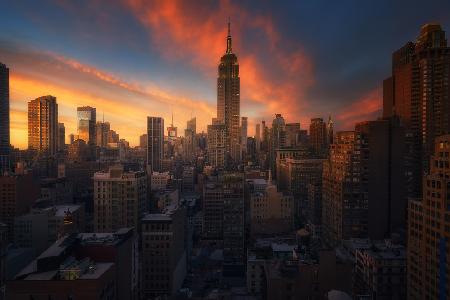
[
  {"left": 93, "top": 166, "right": 147, "bottom": 232},
  {"left": 77, "top": 106, "right": 96, "bottom": 145},
  {"left": 28, "top": 95, "right": 58, "bottom": 156},
  {"left": 141, "top": 205, "right": 187, "bottom": 299},
  {"left": 0, "top": 173, "right": 40, "bottom": 242},
  {"left": 147, "top": 117, "right": 164, "bottom": 172},
  {"left": 309, "top": 117, "right": 327, "bottom": 156},
  {"left": 207, "top": 122, "right": 226, "bottom": 168},
  {"left": 383, "top": 23, "right": 450, "bottom": 197},
  {"left": 407, "top": 135, "right": 450, "bottom": 299}
]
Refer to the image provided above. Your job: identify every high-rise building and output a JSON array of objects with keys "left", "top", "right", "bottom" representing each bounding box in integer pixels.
[
  {"left": 141, "top": 205, "right": 187, "bottom": 298},
  {"left": 0, "top": 63, "right": 9, "bottom": 173},
  {"left": 108, "top": 129, "right": 119, "bottom": 143},
  {"left": 270, "top": 114, "right": 286, "bottom": 176},
  {"left": 326, "top": 115, "right": 334, "bottom": 145},
  {"left": 241, "top": 116, "right": 248, "bottom": 158},
  {"left": 217, "top": 21, "right": 241, "bottom": 163},
  {"left": 28, "top": 95, "right": 58, "bottom": 156},
  {"left": 278, "top": 157, "right": 325, "bottom": 217},
  {"left": 57, "top": 123, "right": 65, "bottom": 152},
  {"left": 322, "top": 119, "right": 406, "bottom": 247},
  {"left": 96, "top": 121, "right": 110, "bottom": 148},
  {"left": 309, "top": 117, "right": 327, "bottom": 155},
  {"left": 255, "top": 123, "right": 261, "bottom": 152},
  {"left": 93, "top": 165, "right": 147, "bottom": 232},
  {"left": 183, "top": 129, "right": 195, "bottom": 163},
  {"left": 407, "top": 135, "right": 450, "bottom": 299},
  {"left": 207, "top": 121, "right": 226, "bottom": 168},
  {"left": 285, "top": 123, "right": 301, "bottom": 147},
  {"left": 77, "top": 106, "right": 96, "bottom": 145},
  {"left": 167, "top": 113, "right": 177, "bottom": 141},
  {"left": 147, "top": 117, "right": 164, "bottom": 172},
  {"left": 383, "top": 23, "right": 450, "bottom": 197},
  {"left": 187, "top": 117, "right": 196, "bottom": 133},
  {"left": 184, "top": 118, "right": 196, "bottom": 163}
]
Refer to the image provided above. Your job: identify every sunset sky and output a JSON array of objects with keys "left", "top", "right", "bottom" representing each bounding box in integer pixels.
[{"left": 1, "top": 0, "right": 449, "bottom": 149}]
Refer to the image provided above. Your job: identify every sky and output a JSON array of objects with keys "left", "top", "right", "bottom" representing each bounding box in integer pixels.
[{"left": 1, "top": 0, "right": 450, "bottom": 149}]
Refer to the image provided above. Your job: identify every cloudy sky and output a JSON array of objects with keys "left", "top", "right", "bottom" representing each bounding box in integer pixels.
[{"left": 1, "top": 0, "right": 449, "bottom": 148}]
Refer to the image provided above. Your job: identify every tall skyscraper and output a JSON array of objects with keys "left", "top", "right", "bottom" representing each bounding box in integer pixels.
[
  {"left": 96, "top": 121, "right": 110, "bottom": 147},
  {"left": 187, "top": 117, "right": 196, "bottom": 133},
  {"left": 57, "top": 123, "right": 65, "bottom": 152},
  {"left": 0, "top": 63, "right": 9, "bottom": 172},
  {"left": 285, "top": 122, "right": 301, "bottom": 147},
  {"left": 383, "top": 23, "right": 450, "bottom": 196},
  {"left": 322, "top": 119, "right": 406, "bottom": 247},
  {"left": 241, "top": 116, "right": 248, "bottom": 157},
  {"left": 326, "top": 115, "right": 334, "bottom": 145},
  {"left": 217, "top": 21, "right": 241, "bottom": 163},
  {"left": 255, "top": 123, "right": 261, "bottom": 152},
  {"left": 147, "top": 117, "right": 164, "bottom": 172},
  {"left": 77, "top": 106, "right": 96, "bottom": 145},
  {"left": 269, "top": 114, "right": 286, "bottom": 176},
  {"left": 309, "top": 117, "right": 327, "bottom": 155},
  {"left": 28, "top": 95, "right": 58, "bottom": 156},
  {"left": 407, "top": 134, "right": 450, "bottom": 299}
]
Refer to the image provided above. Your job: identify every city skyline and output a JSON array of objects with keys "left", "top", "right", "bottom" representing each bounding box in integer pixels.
[
  {"left": 2, "top": 1, "right": 450, "bottom": 149},
  {"left": 1, "top": 3, "right": 450, "bottom": 296}
]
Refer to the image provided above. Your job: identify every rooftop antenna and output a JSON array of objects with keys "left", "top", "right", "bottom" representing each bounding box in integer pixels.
[{"left": 226, "top": 17, "right": 232, "bottom": 54}]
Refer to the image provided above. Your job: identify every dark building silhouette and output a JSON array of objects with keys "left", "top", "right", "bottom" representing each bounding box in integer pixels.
[
  {"left": 141, "top": 205, "right": 187, "bottom": 299},
  {"left": 147, "top": 117, "right": 164, "bottom": 172},
  {"left": 0, "top": 63, "right": 9, "bottom": 173},
  {"left": 309, "top": 117, "right": 327, "bottom": 156},
  {"left": 383, "top": 23, "right": 450, "bottom": 196},
  {"left": 322, "top": 118, "right": 406, "bottom": 246}
]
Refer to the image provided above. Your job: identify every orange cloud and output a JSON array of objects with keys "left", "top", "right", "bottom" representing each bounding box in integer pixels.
[
  {"left": 336, "top": 88, "right": 382, "bottom": 129},
  {"left": 124, "top": 0, "right": 314, "bottom": 124}
]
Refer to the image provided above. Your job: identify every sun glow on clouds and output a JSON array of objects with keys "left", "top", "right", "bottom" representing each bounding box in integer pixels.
[
  {"left": 124, "top": 0, "right": 315, "bottom": 127},
  {"left": 336, "top": 88, "right": 383, "bottom": 129},
  {"left": 3, "top": 1, "right": 387, "bottom": 147},
  {"left": 4, "top": 45, "right": 215, "bottom": 149}
]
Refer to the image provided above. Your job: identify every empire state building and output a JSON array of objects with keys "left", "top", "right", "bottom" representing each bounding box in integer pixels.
[{"left": 217, "top": 21, "right": 241, "bottom": 163}]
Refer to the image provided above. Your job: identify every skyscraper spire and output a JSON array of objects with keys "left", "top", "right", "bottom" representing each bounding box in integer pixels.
[{"left": 226, "top": 18, "right": 232, "bottom": 54}]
